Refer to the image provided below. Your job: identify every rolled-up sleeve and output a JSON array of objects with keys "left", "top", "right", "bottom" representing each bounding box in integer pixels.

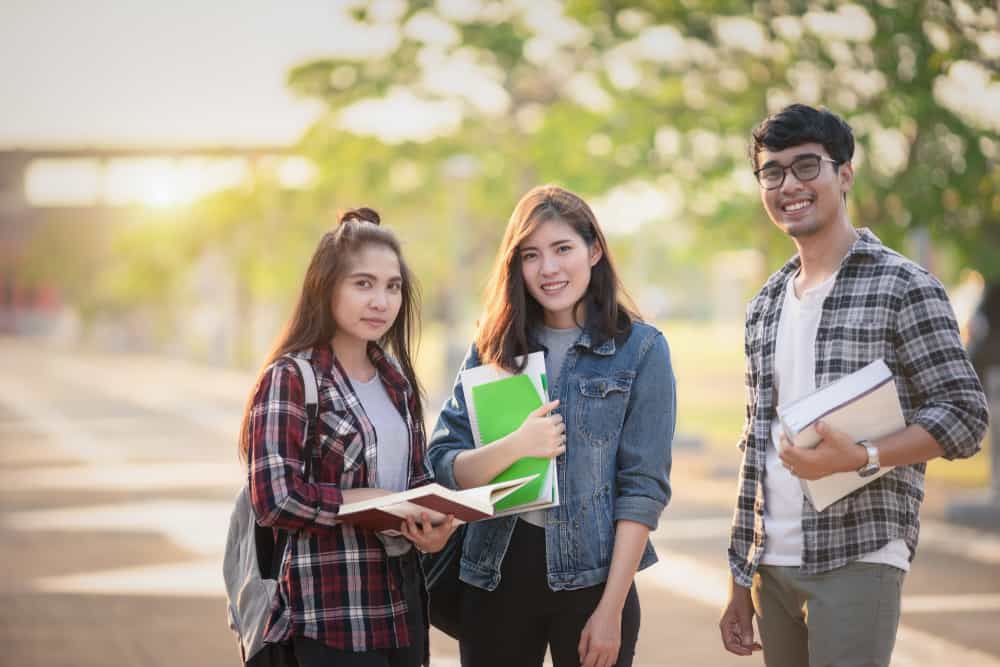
[
  {"left": 427, "top": 344, "right": 480, "bottom": 490},
  {"left": 248, "top": 359, "right": 344, "bottom": 530},
  {"left": 896, "top": 270, "right": 990, "bottom": 460},
  {"left": 614, "top": 331, "right": 675, "bottom": 529}
]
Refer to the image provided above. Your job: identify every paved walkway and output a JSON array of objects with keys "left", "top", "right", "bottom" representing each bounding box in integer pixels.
[{"left": 1, "top": 338, "right": 997, "bottom": 666}]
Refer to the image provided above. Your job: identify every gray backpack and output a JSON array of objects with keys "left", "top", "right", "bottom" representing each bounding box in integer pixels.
[{"left": 224, "top": 356, "right": 318, "bottom": 665}]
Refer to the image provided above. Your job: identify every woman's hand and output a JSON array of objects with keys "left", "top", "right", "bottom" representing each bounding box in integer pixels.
[
  {"left": 452, "top": 399, "right": 565, "bottom": 489},
  {"left": 400, "top": 512, "right": 459, "bottom": 554},
  {"left": 511, "top": 399, "right": 566, "bottom": 459},
  {"left": 578, "top": 603, "right": 622, "bottom": 667}
]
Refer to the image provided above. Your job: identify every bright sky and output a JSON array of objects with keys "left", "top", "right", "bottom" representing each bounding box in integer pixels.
[{"left": 0, "top": 0, "right": 382, "bottom": 148}]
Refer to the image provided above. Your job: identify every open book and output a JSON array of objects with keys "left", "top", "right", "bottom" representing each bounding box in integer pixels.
[
  {"left": 460, "top": 351, "right": 559, "bottom": 515},
  {"left": 776, "top": 359, "right": 906, "bottom": 511},
  {"left": 335, "top": 475, "right": 538, "bottom": 533}
]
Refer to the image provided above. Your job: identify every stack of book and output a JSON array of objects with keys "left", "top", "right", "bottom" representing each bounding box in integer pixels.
[
  {"left": 460, "top": 351, "right": 559, "bottom": 515},
  {"left": 777, "top": 359, "right": 906, "bottom": 511}
]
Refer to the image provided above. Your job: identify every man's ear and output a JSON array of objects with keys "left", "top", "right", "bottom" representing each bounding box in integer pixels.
[
  {"left": 839, "top": 160, "right": 854, "bottom": 193},
  {"left": 589, "top": 242, "right": 603, "bottom": 267}
]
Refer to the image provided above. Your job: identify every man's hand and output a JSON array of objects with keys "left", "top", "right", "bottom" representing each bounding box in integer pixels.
[
  {"left": 778, "top": 420, "right": 868, "bottom": 480},
  {"left": 578, "top": 603, "right": 622, "bottom": 667},
  {"left": 719, "top": 581, "right": 762, "bottom": 656}
]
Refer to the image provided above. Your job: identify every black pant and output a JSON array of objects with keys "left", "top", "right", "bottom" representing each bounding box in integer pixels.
[
  {"left": 293, "top": 552, "right": 427, "bottom": 667},
  {"left": 458, "top": 521, "right": 640, "bottom": 667}
]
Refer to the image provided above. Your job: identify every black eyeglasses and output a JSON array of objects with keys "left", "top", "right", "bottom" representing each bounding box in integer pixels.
[{"left": 754, "top": 154, "right": 840, "bottom": 190}]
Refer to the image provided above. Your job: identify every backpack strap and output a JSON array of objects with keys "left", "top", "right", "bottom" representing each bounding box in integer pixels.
[
  {"left": 288, "top": 355, "right": 319, "bottom": 481},
  {"left": 267, "top": 355, "right": 321, "bottom": 580}
]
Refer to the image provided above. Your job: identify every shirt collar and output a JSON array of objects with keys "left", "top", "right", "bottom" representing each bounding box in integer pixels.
[
  {"left": 366, "top": 342, "right": 411, "bottom": 394},
  {"left": 310, "top": 342, "right": 410, "bottom": 395},
  {"left": 770, "top": 226, "right": 884, "bottom": 296}
]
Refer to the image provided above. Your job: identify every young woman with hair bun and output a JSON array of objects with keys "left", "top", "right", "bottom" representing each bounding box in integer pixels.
[{"left": 240, "top": 207, "right": 456, "bottom": 667}]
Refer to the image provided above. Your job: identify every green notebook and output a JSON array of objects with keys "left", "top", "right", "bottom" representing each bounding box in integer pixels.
[
  {"left": 460, "top": 351, "right": 558, "bottom": 515},
  {"left": 470, "top": 374, "right": 549, "bottom": 512}
]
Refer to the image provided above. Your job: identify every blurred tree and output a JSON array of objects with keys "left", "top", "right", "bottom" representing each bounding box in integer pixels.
[
  {"left": 59, "top": 0, "right": 998, "bottom": 359},
  {"left": 284, "top": 0, "right": 999, "bottom": 284}
]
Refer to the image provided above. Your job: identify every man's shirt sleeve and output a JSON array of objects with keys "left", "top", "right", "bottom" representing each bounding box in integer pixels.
[{"left": 896, "top": 269, "right": 989, "bottom": 460}]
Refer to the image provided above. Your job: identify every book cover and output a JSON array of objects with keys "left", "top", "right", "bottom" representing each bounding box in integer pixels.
[
  {"left": 776, "top": 359, "right": 906, "bottom": 511},
  {"left": 460, "top": 351, "right": 559, "bottom": 514}
]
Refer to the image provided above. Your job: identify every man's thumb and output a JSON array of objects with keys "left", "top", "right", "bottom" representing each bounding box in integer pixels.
[{"left": 740, "top": 621, "right": 755, "bottom": 647}]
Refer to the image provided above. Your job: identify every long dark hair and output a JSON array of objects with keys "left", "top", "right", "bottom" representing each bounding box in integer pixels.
[
  {"left": 475, "top": 185, "right": 639, "bottom": 372},
  {"left": 238, "top": 207, "right": 422, "bottom": 461}
]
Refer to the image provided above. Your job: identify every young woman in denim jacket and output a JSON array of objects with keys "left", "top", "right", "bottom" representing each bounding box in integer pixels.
[
  {"left": 428, "top": 185, "right": 675, "bottom": 667},
  {"left": 241, "top": 209, "right": 456, "bottom": 667}
]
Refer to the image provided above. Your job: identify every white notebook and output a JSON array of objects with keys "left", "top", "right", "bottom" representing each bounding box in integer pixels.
[{"left": 776, "top": 359, "right": 906, "bottom": 511}]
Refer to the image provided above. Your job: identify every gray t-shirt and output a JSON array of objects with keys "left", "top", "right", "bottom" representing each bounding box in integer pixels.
[
  {"left": 353, "top": 374, "right": 410, "bottom": 493},
  {"left": 520, "top": 324, "right": 581, "bottom": 527}
]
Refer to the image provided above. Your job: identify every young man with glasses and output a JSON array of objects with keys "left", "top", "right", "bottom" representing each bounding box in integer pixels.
[{"left": 718, "top": 104, "right": 989, "bottom": 666}]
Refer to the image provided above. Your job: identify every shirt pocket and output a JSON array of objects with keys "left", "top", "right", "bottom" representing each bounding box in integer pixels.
[
  {"left": 573, "top": 371, "right": 635, "bottom": 447},
  {"left": 823, "top": 310, "right": 893, "bottom": 368},
  {"left": 318, "top": 411, "right": 362, "bottom": 475}
]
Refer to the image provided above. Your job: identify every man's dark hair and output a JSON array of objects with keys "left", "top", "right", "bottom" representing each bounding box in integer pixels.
[{"left": 749, "top": 104, "right": 855, "bottom": 170}]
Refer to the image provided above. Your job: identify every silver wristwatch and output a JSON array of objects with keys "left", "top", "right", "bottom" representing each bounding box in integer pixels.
[{"left": 856, "top": 439, "right": 881, "bottom": 477}]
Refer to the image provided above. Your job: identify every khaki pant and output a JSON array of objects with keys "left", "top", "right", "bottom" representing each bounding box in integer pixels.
[{"left": 752, "top": 562, "right": 904, "bottom": 667}]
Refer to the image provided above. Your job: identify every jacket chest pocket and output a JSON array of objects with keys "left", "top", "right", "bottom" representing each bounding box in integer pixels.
[{"left": 573, "top": 372, "right": 634, "bottom": 447}]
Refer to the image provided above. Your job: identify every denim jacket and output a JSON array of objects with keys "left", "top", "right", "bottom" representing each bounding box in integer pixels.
[{"left": 427, "top": 319, "right": 675, "bottom": 591}]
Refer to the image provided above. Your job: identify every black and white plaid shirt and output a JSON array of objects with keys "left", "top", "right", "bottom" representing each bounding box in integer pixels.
[{"left": 728, "top": 228, "right": 989, "bottom": 587}]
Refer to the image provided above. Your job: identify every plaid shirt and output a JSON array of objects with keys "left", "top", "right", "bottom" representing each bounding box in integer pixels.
[
  {"left": 728, "top": 229, "right": 989, "bottom": 588},
  {"left": 248, "top": 343, "right": 433, "bottom": 651}
]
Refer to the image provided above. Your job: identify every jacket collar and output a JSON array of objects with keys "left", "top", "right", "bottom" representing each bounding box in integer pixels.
[{"left": 530, "top": 307, "right": 630, "bottom": 357}]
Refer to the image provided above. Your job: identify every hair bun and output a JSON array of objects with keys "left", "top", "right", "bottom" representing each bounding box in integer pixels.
[{"left": 339, "top": 207, "right": 381, "bottom": 226}]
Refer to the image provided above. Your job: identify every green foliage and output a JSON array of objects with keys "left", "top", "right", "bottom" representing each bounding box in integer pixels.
[
  {"left": 283, "top": 0, "right": 998, "bottom": 284},
  {"left": 36, "top": 0, "right": 998, "bottom": 345}
]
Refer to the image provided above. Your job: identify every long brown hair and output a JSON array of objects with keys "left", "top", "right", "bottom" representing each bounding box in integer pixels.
[
  {"left": 475, "top": 185, "right": 639, "bottom": 372},
  {"left": 238, "top": 207, "right": 422, "bottom": 461}
]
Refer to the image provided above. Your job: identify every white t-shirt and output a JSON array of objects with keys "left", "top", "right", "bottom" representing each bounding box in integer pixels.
[
  {"left": 353, "top": 374, "right": 410, "bottom": 493},
  {"left": 761, "top": 271, "right": 910, "bottom": 571}
]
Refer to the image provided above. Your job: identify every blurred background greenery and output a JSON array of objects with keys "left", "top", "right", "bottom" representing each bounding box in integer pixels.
[{"left": 3, "top": 0, "right": 998, "bottom": 475}]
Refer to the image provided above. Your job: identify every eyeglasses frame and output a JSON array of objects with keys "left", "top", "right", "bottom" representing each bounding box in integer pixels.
[{"left": 753, "top": 154, "right": 842, "bottom": 191}]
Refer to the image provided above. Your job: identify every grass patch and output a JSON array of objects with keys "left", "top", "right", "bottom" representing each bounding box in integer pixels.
[{"left": 659, "top": 319, "right": 745, "bottom": 451}]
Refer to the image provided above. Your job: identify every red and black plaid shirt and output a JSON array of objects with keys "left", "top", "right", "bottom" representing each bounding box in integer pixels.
[{"left": 248, "top": 343, "right": 432, "bottom": 651}]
